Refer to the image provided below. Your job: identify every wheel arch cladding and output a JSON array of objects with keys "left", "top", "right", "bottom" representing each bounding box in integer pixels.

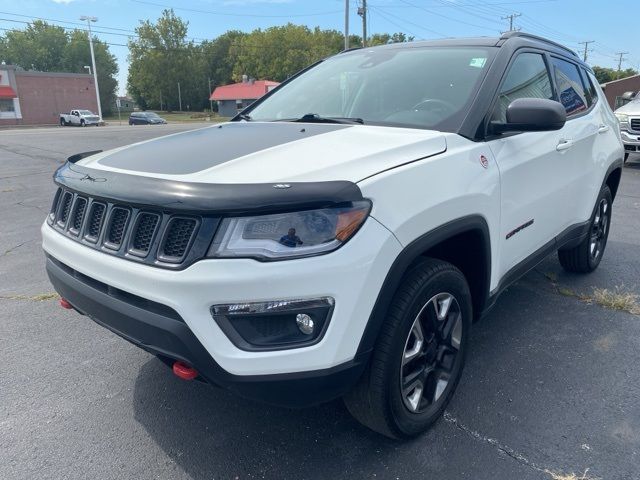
[
  {"left": 357, "top": 215, "right": 491, "bottom": 356},
  {"left": 606, "top": 166, "right": 622, "bottom": 201}
]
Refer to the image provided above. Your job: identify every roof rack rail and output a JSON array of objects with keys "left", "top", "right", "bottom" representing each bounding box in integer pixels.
[{"left": 500, "top": 31, "right": 579, "bottom": 59}]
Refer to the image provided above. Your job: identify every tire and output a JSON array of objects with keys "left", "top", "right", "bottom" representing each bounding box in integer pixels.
[
  {"left": 344, "top": 258, "right": 472, "bottom": 439},
  {"left": 624, "top": 153, "right": 629, "bottom": 163},
  {"left": 60, "top": 118, "right": 65, "bottom": 126},
  {"left": 80, "top": 120, "right": 85, "bottom": 127},
  {"left": 558, "top": 185, "right": 612, "bottom": 273}
]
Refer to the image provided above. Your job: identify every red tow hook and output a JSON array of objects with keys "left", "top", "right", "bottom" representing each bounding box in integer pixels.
[
  {"left": 172, "top": 361, "right": 199, "bottom": 381},
  {"left": 59, "top": 298, "right": 73, "bottom": 310}
]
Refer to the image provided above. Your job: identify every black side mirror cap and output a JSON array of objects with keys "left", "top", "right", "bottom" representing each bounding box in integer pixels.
[{"left": 491, "top": 98, "right": 567, "bottom": 134}]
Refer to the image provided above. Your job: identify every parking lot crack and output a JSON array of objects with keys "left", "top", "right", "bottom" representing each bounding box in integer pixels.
[
  {"left": 443, "top": 412, "right": 598, "bottom": 479},
  {"left": 443, "top": 411, "right": 545, "bottom": 472},
  {"left": 1, "top": 239, "right": 38, "bottom": 257}
]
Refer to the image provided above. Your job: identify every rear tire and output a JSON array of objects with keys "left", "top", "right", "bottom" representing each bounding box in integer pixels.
[
  {"left": 344, "top": 258, "right": 472, "bottom": 438},
  {"left": 60, "top": 118, "right": 65, "bottom": 126},
  {"left": 80, "top": 120, "right": 86, "bottom": 127},
  {"left": 558, "top": 185, "right": 612, "bottom": 273}
]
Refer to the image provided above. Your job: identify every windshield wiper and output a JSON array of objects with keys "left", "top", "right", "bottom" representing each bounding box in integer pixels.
[
  {"left": 235, "top": 113, "right": 252, "bottom": 121},
  {"left": 277, "top": 113, "right": 364, "bottom": 125}
]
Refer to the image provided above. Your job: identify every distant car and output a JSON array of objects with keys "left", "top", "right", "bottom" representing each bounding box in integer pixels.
[
  {"left": 614, "top": 98, "right": 640, "bottom": 162},
  {"left": 59, "top": 109, "right": 101, "bottom": 127},
  {"left": 129, "top": 112, "right": 167, "bottom": 125}
]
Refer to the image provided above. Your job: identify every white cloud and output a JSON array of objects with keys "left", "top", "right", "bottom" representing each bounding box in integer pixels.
[{"left": 52, "top": 0, "right": 76, "bottom": 4}]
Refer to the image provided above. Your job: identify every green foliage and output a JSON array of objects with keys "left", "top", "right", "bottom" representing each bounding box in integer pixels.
[
  {"left": 128, "top": 9, "right": 208, "bottom": 111},
  {"left": 0, "top": 21, "right": 119, "bottom": 114},
  {"left": 592, "top": 65, "right": 638, "bottom": 84},
  {"left": 127, "top": 11, "right": 413, "bottom": 111}
]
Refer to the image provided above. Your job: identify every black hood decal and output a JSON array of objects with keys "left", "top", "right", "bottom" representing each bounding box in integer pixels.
[{"left": 98, "top": 122, "right": 349, "bottom": 175}]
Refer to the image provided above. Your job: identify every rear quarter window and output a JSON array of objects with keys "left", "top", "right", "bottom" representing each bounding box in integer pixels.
[{"left": 550, "top": 57, "right": 590, "bottom": 117}]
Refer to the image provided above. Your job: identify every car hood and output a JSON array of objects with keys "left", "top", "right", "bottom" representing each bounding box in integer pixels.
[
  {"left": 78, "top": 122, "right": 447, "bottom": 183},
  {"left": 615, "top": 101, "right": 640, "bottom": 115}
]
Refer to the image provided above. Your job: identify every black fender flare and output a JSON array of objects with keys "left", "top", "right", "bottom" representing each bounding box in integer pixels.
[{"left": 356, "top": 215, "right": 491, "bottom": 356}]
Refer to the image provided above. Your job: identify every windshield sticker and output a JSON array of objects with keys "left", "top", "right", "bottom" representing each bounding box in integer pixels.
[{"left": 469, "top": 57, "right": 487, "bottom": 68}]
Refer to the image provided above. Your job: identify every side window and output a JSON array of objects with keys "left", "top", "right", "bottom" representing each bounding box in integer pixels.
[
  {"left": 579, "top": 68, "right": 598, "bottom": 107},
  {"left": 493, "top": 52, "right": 553, "bottom": 123},
  {"left": 550, "top": 57, "right": 589, "bottom": 117}
]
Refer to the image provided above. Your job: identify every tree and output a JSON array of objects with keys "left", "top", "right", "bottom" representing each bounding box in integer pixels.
[
  {"left": 63, "top": 30, "right": 118, "bottom": 114},
  {"left": 0, "top": 21, "right": 119, "bottom": 114},
  {"left": 0, "top": 21, "right": 68, "bottom": 71},
  {"left": 592, "top": 66, "right": 638, "bottom": 84},
  {"left": 128, "top": 9, "right": 206, "bottom": 111},
  {"left": 368, "top": 32, "right": 415, "bottom": 46}
]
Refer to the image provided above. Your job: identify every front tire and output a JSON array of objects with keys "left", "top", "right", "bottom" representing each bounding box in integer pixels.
[
  {"left": 80, "top": 120, "right": 85, "bottom": 127},
  {"left": 558, "top": 185, "right": 612, "bottom": 273},
  {"left": 344, "top": 258, "right": 472, "bottom": 438}
]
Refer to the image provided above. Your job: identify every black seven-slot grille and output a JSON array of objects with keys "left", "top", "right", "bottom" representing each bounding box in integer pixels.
[
  {"left": 47, "top": 187, "right": 220, "bottom": 269},
  {"left": 630, "top": 118, "right": 640, "bottom": 132}
]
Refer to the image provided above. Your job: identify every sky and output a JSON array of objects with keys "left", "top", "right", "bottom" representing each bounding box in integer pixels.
[{"left": 1, "top": 0, "right": 639, "bottom": 96}]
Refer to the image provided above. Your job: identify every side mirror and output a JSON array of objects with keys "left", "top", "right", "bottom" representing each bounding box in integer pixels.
[{"left": 491, "top": 98, "right": 566, "bottom": 133}]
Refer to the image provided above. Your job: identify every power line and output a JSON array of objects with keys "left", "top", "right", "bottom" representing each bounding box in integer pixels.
[
  {"left": 395, "top": 0, "right": 498, "bottom": 32},
  {"left": 130, "top": 0, "right": 343, "bottom": 19},
  {"left": 367, "top": 5, "right": 446, "bottom": 38}
]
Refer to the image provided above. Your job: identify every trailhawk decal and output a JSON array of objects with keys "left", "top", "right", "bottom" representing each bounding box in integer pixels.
[{"left": 506, "top": 219, "right": 534, "bottom": 239}]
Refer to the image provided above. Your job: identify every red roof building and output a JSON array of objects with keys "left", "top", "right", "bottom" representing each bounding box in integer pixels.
[{"left": 210, "top": 79, "right": 279, "bottom": 117}]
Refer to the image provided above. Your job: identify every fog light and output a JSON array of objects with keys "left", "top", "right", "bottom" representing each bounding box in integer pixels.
[
  {"left": 210, "top": 297, "right": 334, "bottom": 350},
  {"left": 296, "top": 313, "right": 315, "bottom": 335}
]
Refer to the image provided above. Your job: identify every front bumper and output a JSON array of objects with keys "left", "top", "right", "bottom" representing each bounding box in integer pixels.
[
  {"left": 620, "top": 130, "right": 640, "bottom": 151},
  {"left": 42, "top": 216, "right": 401, "bottom": 402},
  {"left": 46, "top": 255, "right": 368, "bottom": 407}
]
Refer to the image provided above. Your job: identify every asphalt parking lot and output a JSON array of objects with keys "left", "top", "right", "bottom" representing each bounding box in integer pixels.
[{"left": 1, "top": 124, "right": 639, "bottom": 480}]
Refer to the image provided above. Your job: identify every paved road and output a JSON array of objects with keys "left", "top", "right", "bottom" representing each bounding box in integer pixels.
[{"left": 1, "top": 125, "right": 639, "bottom": 480}]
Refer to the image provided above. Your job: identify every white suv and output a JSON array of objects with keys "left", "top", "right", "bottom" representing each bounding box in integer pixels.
[{"left": 42, "top": 33, "right": 623, "bottom": 438}]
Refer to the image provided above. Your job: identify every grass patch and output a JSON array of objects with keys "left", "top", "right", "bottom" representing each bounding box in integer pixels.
[
  {"left": 545, "top": 469, "right": 598, "bottom": 480},
  {"left": 591, "top": 287, "right": 640, "bottom": 315},
  {"left": 103, "top": 111, "right": 229, "bottom": 124}
]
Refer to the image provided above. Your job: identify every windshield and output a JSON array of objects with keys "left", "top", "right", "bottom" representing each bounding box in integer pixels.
[
  {"left": 246, "top": 46, "right": 495, "bottom": 131},
  {"left": 78, "top": 110, "right": 94, "bottom": 115},
  {"left": 146, "top": 112, "right": 160, "bottom": 117}
]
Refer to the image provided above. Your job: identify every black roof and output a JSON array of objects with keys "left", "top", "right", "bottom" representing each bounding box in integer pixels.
[{"left": 345, "top": 31, "right": 586, "bottom": 68}]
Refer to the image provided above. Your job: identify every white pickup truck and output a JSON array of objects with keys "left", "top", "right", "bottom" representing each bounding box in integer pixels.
[{"left": 59, "top": 109, "right": 102, "bottom": 127}]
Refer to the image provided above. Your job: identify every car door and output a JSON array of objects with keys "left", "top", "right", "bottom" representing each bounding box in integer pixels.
[
  {"left": 547, "top": 56, "right": 600, "bottom": 227},
  {"left": 70, "top": 110, "right": 79, "bottom": 125},
  {"left": 487, "top": 51, "right": 576, "bottom": 280}
]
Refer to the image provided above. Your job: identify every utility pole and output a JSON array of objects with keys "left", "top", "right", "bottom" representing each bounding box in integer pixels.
[
  {"left": 358, "top": 0, "right": 367, "bottom": 48},
  {"left": 80, "top": 16, "right": 102, "bottom": 120},
  {"left": 344, "top": 0, "right": 349, "bottom": 50},
  {"left": 616, "top": 52, "right": 629, "bottom": 73},
  {"left": 208, "top": 78, "right": 213, "bottom": 112},
  {"left": 501, "top": 13, "right": 521, "bottom": 33},
  {"left": 177, "top": 82, "right": 182, "bottom": 111},
  {"left": 578, "top": 40, "right": 595, "bottom": 62}
]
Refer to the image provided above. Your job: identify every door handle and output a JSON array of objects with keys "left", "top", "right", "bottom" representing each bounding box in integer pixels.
[
  {"left": 597, "top": 124, "right": 610, "bottom": 134},
  {"left": 556, "top": 139, "right": 574, "bottom": 151}
]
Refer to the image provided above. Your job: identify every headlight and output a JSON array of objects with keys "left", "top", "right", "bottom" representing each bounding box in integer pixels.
[
  {"left": 615, "top": 113, "right": 629, "bottom": 123},
  {"left": 208, "top": 201, "right": 371, "bottom": 260}
]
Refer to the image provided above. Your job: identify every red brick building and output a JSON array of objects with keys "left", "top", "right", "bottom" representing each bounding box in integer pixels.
[
  {"left": 0, "top": 65, "right": 99, "bottom": 126},
  {"left": 600, "top": 74, "right": 640, "bottom": 110}
]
